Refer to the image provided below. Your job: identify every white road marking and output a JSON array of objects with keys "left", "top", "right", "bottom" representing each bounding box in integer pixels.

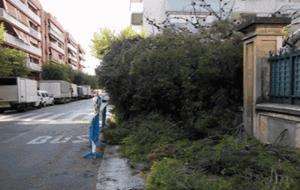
[
  {"left": 11, "top": 112, "right": 39, "bottom": 120},
  {"left": 72, "top": 135, "right": 89, "bottom": 144},
  {"left": 0, "top": 112, "right": 36, "bottom": 121},
  {"left": 27, "top": 136, "right": 53, "bottom": 144},
  {"left": 26, "top": 135, "right": 89, "bottom": 145},
  {"left": 50, "top": 136, "right": 72, "bottom": 144},
  {"left": 22, "top": 113, "right": 53, "bottom": 122}
]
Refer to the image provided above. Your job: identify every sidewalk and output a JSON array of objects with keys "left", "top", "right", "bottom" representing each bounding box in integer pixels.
[{"left": 96, "top": 146, "right": 146, "bottom": 190}]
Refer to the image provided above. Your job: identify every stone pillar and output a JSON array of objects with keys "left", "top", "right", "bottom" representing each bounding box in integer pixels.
[{"left": 238, "top": 17, "right": 291, "bottom": 135}]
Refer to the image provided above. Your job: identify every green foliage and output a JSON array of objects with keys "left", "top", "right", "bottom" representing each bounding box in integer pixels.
[
  {"left": 118, "top": 26, "right": 140, "bottom": 40},
  {"left": 42, "top": 61, "right": 73, "bottom": 82},
  {"left": 73, "top": 71, "right": 99, "bottom": 89},
  {"left": 103, "top": 127, "right": 130, "bottom": 145},
  {"left": 91, "top": 26, "right": 146, "bottom": 59},
  {"left": 0, "top": 47, "right": 29, "bottom": 78},
  {"left": 96, "top": 21, "right": 243, "bottom": 135},
  {"left": 146, "top": 158, "right": 233, "bottom": 190},
  {"left": 92, "top": 28, "right": 115, "bottom": 59},
  {"left": 0, "top": 23, "right": 4, "bottom": 43},
  {"left": 0, "top": 24, "right": 29, "bottom": 78},
  {"left": 120, "top": 113, "right": 181, "bottom": 163},
  {"left": 42, "top": 61, "right": 98, "bottom": 87},
  {"left": 112, "top": 115, "right": 300, "bottom": 190},
  {"left": 146, "top": 158, "right": 188, "bottom": 190}
]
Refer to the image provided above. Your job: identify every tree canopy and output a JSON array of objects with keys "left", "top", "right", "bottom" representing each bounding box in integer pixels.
[
  {"left": 0, "top": 24, "right": 4, "bottom": 43},
  {"left": 42, "top": 61, "right": 98, "bottom": 88},
  {"left": 0, "top": 24, "right": 29, "bottom": 78},
  {"left": 91, "top": 26, "right": 146, "bottom": 59}
]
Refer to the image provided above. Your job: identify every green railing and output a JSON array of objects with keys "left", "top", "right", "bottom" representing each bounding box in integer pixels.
[{"left": 269, "top": 50, "right": 300, "bottom": 105}]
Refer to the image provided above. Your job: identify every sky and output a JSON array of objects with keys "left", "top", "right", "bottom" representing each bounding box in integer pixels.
[{"left": 39, "top": 0, "right": 131, "bottom": 75}]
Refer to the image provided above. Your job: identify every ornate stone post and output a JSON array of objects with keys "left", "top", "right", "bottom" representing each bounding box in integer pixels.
[{"left": 238, "top": 17, "right": 291, "bottom": 135}]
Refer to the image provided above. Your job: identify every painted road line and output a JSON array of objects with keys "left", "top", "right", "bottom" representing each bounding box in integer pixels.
[
  {"left": 22, "top": 113, "right": 54, "bottom": 122},
  {"left": 71, "top": 114, "right": 88, "bottom": 121},
  {"left": 18, "top": 119, "right": 90, "bottom": 125},
  {"left": 11, "top": 112, "right": 41, "bottom": 120},
  {"left": 50, "top": 113, "right": 72, "bottom": 120},
  {"left": 0, "top": 112, "right": 37, "bottom": 121}
]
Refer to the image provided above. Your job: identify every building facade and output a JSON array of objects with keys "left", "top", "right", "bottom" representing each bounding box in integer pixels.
[
  {"left": 0, "top": 0, "right": 85, "bottom": 79},
  {"left": 0, "top": 0, "right": 43, "bottom": 79},
  {"left": 43, "top": 12, "right": 66, "bottom": 65},
  {"left": 131, "top": 0, "right": 300, "bottom": 35}
]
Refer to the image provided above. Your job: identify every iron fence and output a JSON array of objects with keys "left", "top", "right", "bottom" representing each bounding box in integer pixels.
[{"left": 269, "top": 50, "right": 300, "bottom": 105}]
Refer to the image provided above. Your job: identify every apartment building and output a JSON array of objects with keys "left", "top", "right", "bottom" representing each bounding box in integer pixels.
[
  {"left": 130, "top": 0, "right": 143, "bottom": 33},
  {"left": 65, "top": 32, "right": 78, "bottom": 70},
  {"left": 43, "top": 12, "right": 66, "bottom": 65},
  {"left": 0, "top": 0, "right": 43, "bottom": 79},
  {"left": 0, "top": 0, "right": 85, "bottom": 79},
  {"left": 233, "top": 0, "right": 300, "bottom": 18},
  {"left": 131, "top": 0, "right": 300, "bottom": 35},
  {"left": 77, "top": 44, "right": 85, "bottom": 71},
  {"left": 43, "top": 13, "right": 86, "bottom": 72}
]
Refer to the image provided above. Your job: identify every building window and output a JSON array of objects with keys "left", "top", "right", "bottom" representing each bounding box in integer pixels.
[
  {"left": 29, "top": 21, "right": 38, "bottom": 31},
  {"left": 131, "top": 13, "right": 143, "bottom": 25},
  {"left": 29, "top": 56, "right": 39, "bottom": 64}
]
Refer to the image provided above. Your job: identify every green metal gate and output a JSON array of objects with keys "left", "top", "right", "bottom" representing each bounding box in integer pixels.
[{"left": 270, "top": 50, "right": 300, "bottom": 105}]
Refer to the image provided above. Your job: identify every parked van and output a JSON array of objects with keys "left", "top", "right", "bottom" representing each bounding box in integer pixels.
[{"left": 37, "top": 90, "right": 54, "bottom": 107}]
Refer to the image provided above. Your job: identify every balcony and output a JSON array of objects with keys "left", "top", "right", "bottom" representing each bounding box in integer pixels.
[
  {"left": 79, "top": 54, "right": 85, "bottom": 61},
  {"left": 8, "top": 0, "right": 41, "bottom": 24},
  {"left": 4, "top": 33, "right": 42, "bottom": 56},
  {"left": 0, "top": 8, "right": 41, "bottom": 40},
  {"left": 68, "top": 54, "right": 77, "bottom": 62},
  {"left": 26, "top": 59, "right": 41, "bottom": 72},
  {"left": 29, "top": 28, "right": 41, "bottom": 40},
  {"left": 49, "top": 28, "right": 64, "bottom": 42},
  {"left": 50, "top": 42, "right": 65, "bottom": 54},
  {"left": 68, "top": 43, "right": 77, "bottom": 53},
  {"left": 71, "top": 64, "right": 78, "bottom": 70}
]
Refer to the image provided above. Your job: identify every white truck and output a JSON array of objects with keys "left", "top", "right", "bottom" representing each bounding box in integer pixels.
[
  {"left": 39, "top": 80, "right": 72, "bottom": 103},
  {"left": 0, "top": 77, "right": 39, "bottom": 111},
  {"left": 71, "top": 83, "right": 78, "bottom": 100},
  {"left": 79, "top": 85, "right": 92, "bottom": 99}
]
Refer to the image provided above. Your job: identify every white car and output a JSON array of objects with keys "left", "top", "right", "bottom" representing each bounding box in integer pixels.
[{"left": 37, "top": 90, "right": 54, "bottom": 107}]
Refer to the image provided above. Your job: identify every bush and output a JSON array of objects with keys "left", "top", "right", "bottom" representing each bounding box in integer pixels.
[
  {"left": 96, "top": 21, "right": 243, "bottom": 135},
  {"left": 102, "top": 127, "right": 130, "bottom": 145},
  {"left": 120, "top": 113, "right": 182, "bottom": 163},
  {"left": 146, "top": 158, "right": 234, "bottom": 190}
]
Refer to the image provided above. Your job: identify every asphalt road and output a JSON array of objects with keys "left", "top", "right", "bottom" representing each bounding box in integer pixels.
[{"left": 0, "top": 99, "right": 101, "bottom": 190}]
